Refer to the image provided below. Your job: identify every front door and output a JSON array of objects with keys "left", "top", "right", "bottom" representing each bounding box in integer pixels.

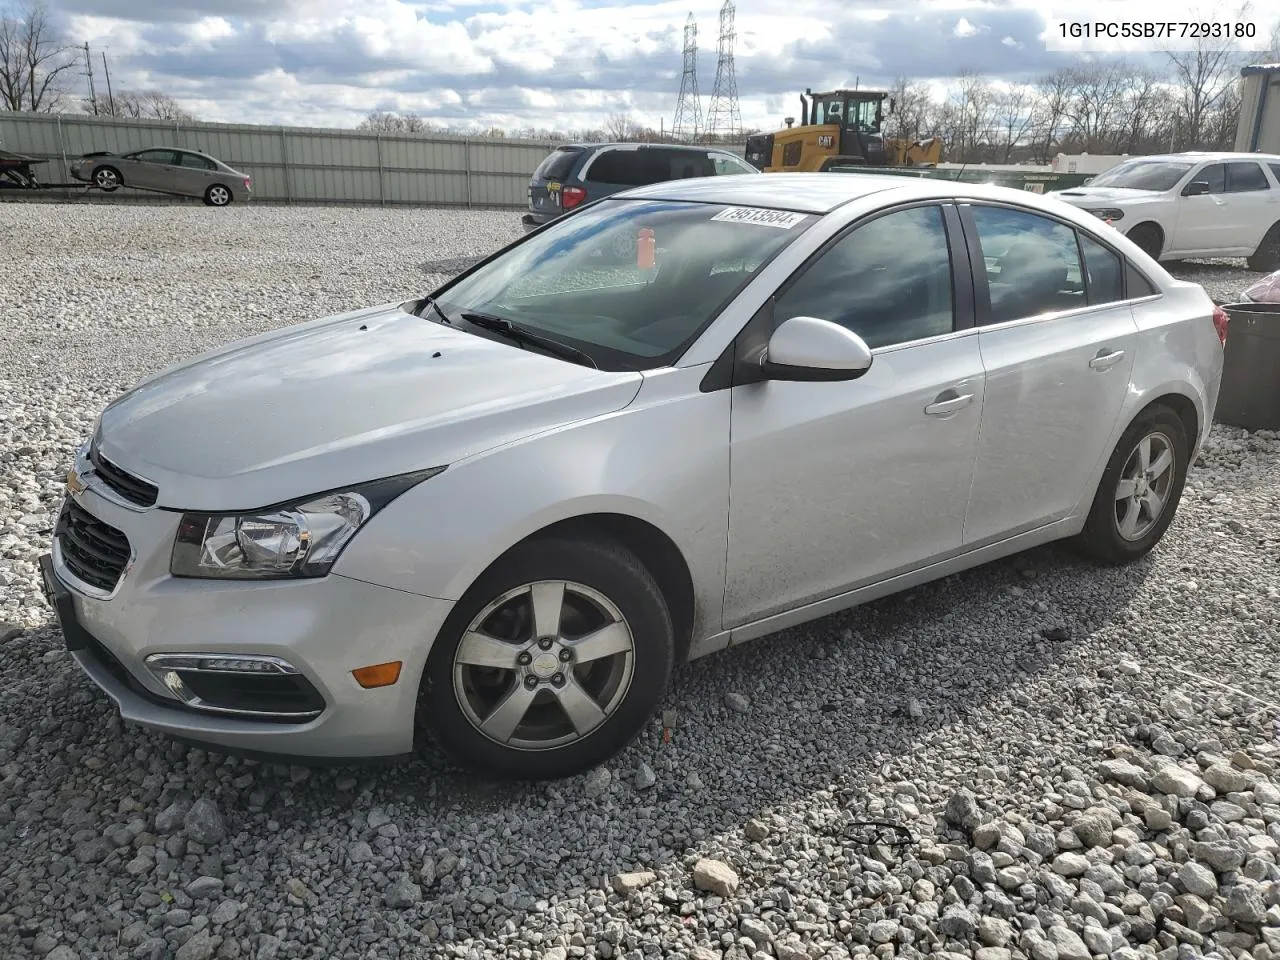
[
  {"left": 123, "top": 149, "right": 180, "bottom": 194},
  {"left": 724, "top": 203, "right": 985, "bottom": 628},
  {"left": 960, "top": 202, "right": 1138, "bottom": 544}
]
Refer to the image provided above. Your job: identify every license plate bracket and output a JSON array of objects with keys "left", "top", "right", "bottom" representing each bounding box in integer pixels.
[{"left": 39, "top": 553, "right": 92, "bottom": 652}]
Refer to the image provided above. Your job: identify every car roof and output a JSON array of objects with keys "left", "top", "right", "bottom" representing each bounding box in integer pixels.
[
  {"left": 1117, "top": 151, "right": 1280, "bottom": 163},
  {"left": 563, "top": 142, "right": 739, "bottom": 154},
  {"left": 615, "top": 172, "right": 935, "bottom": 214}
]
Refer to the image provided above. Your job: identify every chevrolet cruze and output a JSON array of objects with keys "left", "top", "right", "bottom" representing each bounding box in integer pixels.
[{"left": 40, "top": 174, "right": 1226, "bottom": 779}]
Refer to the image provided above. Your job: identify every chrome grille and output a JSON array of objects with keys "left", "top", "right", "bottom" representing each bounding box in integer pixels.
[{"left": 90, "top": 443, "right": 158, "bottom": 508}]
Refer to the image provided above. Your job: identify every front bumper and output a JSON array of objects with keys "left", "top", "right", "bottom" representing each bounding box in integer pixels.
[{"left": 40, "top": 479, "right": 455, "bottom": 761}]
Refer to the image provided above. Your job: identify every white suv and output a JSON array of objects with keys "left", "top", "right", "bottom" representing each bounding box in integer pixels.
[{"left": 1049, "top": 152, "right": 1280, "bottom": 271}]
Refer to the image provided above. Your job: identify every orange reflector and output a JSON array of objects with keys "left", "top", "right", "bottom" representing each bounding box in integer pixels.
[{"left": 352, "top": 661, "right": 402, "bottom": 689}]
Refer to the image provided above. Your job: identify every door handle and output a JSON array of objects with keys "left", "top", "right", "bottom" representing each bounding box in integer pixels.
[
  {"left": 1089, "top": 349, "right": 1125, "bottom": 371},
  {"left": 924, "top": 392, "right": 974, "bottom": 417}
]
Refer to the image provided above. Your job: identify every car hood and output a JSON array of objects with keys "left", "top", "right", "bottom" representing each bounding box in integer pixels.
[
  {"left": 95, "top": 302, "right": 643, "bottom": 511},
  {"left": 1050, "top": 187, "right": 1162, "bottom": 205}
]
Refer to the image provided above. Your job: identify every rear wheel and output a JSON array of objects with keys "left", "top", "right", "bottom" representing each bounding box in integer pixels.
[
  {"left": 93, "top": 166, "right": 122, "bottom": 192},
  {"left": 1073, "top": 405, "right": 1189, "bottom": 565},
  {"left": 420, "top": 536, "right": 674, "bottom": 779},
  {"left": 1247, "top": 223, "right": 1280, "bottom": 272},
  {"left": 1126, "top": 223, "right": 1163, "bottom": 261},
  {"left": 204, "top": 184, "right": 233, "bottom": 207}
]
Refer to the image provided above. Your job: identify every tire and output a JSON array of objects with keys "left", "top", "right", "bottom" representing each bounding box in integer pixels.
[
  {"left": 1073, "top": 405, "right": 1189, "bottom": 565},
  {"left": 93, "top": 166, "right": 122, "bottom": 192},
  {"left": 204, "top": 184, "right": 233, "bottom": 207},
  {"left": 1247, "top": 223, "right": 1280, "bottom": 272},
  {"left": 419, "top": 536, "right": 674, "bottom": 780},
  {"left": 1126, "top": 223, "right": 1163, "bottom": 261}
]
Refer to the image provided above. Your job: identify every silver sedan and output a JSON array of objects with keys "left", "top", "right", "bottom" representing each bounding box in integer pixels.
[
  {"left": 40, "top": 174, "right": 1225, "bottom": 779},
  {"left": 70, "top": 147, "right": 251, "bottom": 206}
]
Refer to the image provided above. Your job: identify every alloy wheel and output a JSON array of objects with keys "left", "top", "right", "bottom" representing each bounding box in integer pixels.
[
  {"left": 451, "top": 580, "right": 636, "bottom": 751},
  {"left": 1114, "top": 431, "right": 1175, "bottom": 541},
  {"left": 94, "top": 169, "right": 119, "bottom": 189},
  {"left": 209, "top": 186, "right": 231, "bottom": 206}
]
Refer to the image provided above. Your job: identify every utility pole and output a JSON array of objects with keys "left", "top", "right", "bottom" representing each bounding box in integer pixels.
[
  {"left": 102, "top": 52, "right": 116, "bottom": 117},
  {"left": 83, "top": 42, "right": 98, "bottom": 115},
  {"left": 672, "top": 13, "right": 703, "bottom": 142}
]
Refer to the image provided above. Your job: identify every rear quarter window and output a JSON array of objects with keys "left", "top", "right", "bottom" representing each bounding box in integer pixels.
[{"left": 533, "top": 148, "right": 581, "bottom": 182}]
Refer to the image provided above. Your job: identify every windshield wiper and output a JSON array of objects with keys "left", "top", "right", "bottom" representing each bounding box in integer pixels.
[
  {"left": 420, "top": 297, "right": 452, "bottom": 326},
  {"left": 460, "top": 312, "right": 598, "bottom": 369}
]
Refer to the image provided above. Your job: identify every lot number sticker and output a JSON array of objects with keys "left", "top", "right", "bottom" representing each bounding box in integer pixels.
[{"left": 710, "top": 206, "right": 808, "bottom": 229}]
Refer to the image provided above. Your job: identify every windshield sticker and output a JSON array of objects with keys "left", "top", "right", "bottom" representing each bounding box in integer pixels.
[{"left": 710, "top": 206, "right": 808, "bottom": 229}]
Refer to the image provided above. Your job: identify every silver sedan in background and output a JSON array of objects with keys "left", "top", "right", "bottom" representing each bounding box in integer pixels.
[
  {"left": 40, "top": 174, "right": 1224, "bottom": 779},
  {"left": 70, "top": 147, "right": 251, "bottom": 206}
]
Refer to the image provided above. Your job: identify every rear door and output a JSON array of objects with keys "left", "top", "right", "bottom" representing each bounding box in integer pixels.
[
  {"left": 1222, "top": 161, "right": 1280, "bottom": 252},
  {"left": 528, "top": 146, "right": 584, "bottom": 216},
  {"left": 121, "top": 149, "right": 180, "bottom": 193},
  {"left": 960, "top": 202, "right": 1138, "bottom": 545},
  {"left": 174, "top": 151, "right": 218, "bottom": 198}
]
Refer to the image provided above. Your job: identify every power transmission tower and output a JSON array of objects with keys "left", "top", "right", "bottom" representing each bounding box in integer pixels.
[
  {"left": 706, "top": 0, "right": 742, "bottom": 140},
  {"left": 672, "top": 13, "right": 702, "bottom": 142}
]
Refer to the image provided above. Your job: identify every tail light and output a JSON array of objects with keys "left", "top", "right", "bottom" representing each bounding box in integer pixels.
[
  {"left": 561, "top": 185, "right": 587, "bottom": 209},
  {"left": 1211, "top": 305, "right": 1228, "bottom": 346},
  {"left": 243, "top": 177, "right": 252, "bottom": 190}
]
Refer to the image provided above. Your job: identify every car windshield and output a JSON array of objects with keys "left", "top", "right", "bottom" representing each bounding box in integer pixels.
[
  {"left": 434, "top": 198, "right": 816, "bottom": 370},
  {"left": 1087, "top": 160, "right": 1193, "bottom": 191}
]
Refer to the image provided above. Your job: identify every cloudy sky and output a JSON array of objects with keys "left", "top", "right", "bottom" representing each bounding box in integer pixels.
[{"left": 47, "top": 0, "right": 1280, "bottom": 133}]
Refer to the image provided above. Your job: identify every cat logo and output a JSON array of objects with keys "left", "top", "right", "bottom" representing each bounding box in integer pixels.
[{"left": 817, "top": 135, "right": 834, "bottom": 148}]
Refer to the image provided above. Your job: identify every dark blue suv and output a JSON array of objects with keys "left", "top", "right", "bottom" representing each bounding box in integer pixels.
[{"left": 522, "top": 142, "right": 759, "bottom": 232}]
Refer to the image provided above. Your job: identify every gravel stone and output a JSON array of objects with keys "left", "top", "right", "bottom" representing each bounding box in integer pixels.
[
  {"left": 1, "top": 207, "right": 1277, "bottom": 960},
  {"left": 611, "top": 871, "right": 656, "bottom": 894},
  {"left": 692, "top": 859, "right": 739, "bottom": 897},
  {"left": 1179, "top": 862, "right": 1218, "bottom": 897}
]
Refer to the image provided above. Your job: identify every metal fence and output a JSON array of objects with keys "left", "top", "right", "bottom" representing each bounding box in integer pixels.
[{"left": 0, "top": 111, "right": 564, "bottom": 208}]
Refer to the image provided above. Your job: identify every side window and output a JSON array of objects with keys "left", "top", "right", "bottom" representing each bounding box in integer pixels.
[
  {"left": 1126, "top": 262, "right": 1158, "bottom": 298},
  {"left": 1079, "top": 234, "right": 1124, "bottom": 305},
  {"left": 711, "top": 153, "right": 754, "bottom": 176},
  {"left": 664, "top": 151, "right": 715, "bottom": 180},
  {"left": 583, "top": 150, "right": 646, "bottom": 186},
  {"left": 774, "top": 205, "right": 954, "bottom": 350},
  {"left": 1192, "top": 163, "right": 1226, "bottom": 194},
  {"left": 781, "top": 141, "right": 803, "bottom": 167},
  {"left": 1225, "top": 161, "right": 1269, "bottom": 193},
  {"left": 179, "top": 152, "right": 216, "bottom": 170},
  {"left": 969, "top": 206, "right": 1085, "bottom": 324},
  {"left": 131, "top": 150, "right": 177, "bottom": 165},
  {"left": 1269, "top": 163, "right": 1280, "bottom": 187}
]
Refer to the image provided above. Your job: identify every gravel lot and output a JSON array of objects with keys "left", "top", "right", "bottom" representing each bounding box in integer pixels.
[{"left": 2, "top": 203, "right": 1279, "bottom": 960}]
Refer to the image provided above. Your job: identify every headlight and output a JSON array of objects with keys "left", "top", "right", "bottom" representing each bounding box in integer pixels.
[
  {"left": 1087, "top": 208, "right": 1124, "bottom": 221},
  {"left": 170, "top": 467, "right": 444, "bottom": 580}
]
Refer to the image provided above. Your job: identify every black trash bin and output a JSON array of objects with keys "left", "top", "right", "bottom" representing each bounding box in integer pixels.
[{"left": 1214, "top": 301, "right": 1280, "bottom": 432}]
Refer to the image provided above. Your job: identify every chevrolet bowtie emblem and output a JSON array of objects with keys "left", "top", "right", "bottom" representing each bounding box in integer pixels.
[{"left": 66, "top": 469, "right": 85, "bottom": 494}]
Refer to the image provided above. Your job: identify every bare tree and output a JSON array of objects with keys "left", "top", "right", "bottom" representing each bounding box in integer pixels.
[
  {"left": 87, "top": 88, "right": 193, "bottom": 121},
  {"left": 948, "top": 69, "right": 996, "bottom": 162},
  {"left": 0, "top": 0, "right": 78, "bottom": 112},
  {"left": 884, "top": 76, "right": 933, "bottom": 145},
  {"left": 357, "top": 110, "right": 438, "bottom": 134},
  {"left": 602, "top": 110, "right": 640, "bottom": 142},
  {"left": 1162, "top": 2, "right": 1252, "bottom": 148},
  {"left": 1029, "top": 68, "right": 1072, "bottom": 162},
  {"left": 992, "top": 85, "right": 1036, "bottom": 162}
]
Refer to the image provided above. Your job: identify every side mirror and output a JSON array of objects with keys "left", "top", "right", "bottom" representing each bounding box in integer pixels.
[
  {"left": 1182, "top": 180, "right": 1211, "bottom": 197},
  {"left": 760, "top": 316, "right": 873, "bottom": 382}
]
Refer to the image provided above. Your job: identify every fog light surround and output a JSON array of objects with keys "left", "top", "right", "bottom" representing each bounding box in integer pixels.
[{"left": 144, "top": 653, "right": 325, "bottom": 721}]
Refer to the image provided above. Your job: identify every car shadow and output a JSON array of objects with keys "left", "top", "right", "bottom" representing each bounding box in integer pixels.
[{"left": 30, "top": 537, "right": 1150, "bottom": 941}]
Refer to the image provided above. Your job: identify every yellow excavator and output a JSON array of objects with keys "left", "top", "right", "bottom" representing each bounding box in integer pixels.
[{"left": 744, "top": 88, "right": 943, "bottom": 172}]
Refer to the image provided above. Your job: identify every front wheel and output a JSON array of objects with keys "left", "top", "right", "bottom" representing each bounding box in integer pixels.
[
  {"left": 1247, "top": 224, "right": 1280, "bottom": 272},
  {"left": 1072, "top": 405, "right": 1189, "bottom": 565},
  {"left": 420, "top": 536, "right": 674, "bottom": 780},
  {"left": 1126, "top": 223, "right": 1163, "bottom": 261},
  {"left": 204, "top": 184, "right": 233, "bottom": 207},
  {"left": 94, "top": 166, "right": 122, "bottom": 192}
]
